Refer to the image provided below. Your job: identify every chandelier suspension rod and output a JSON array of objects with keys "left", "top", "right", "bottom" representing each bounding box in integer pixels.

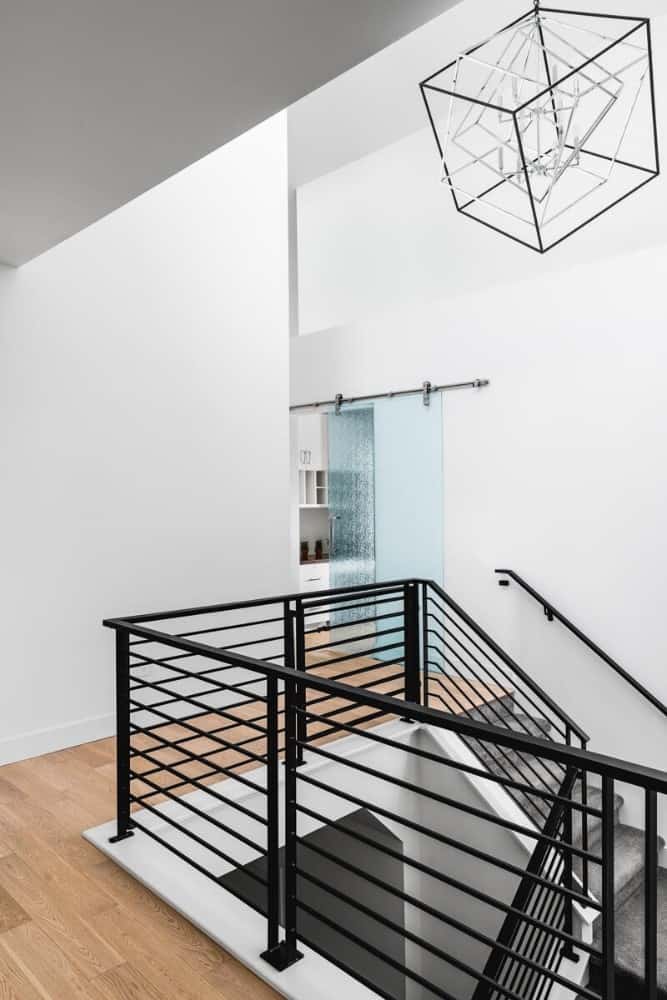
[{"left": 290, "top": 379, "right": 490, "bottom": 414}]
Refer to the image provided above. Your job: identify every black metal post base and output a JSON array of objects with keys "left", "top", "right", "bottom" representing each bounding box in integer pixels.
[
  {"left": 260, "top": 942, "right": 304, "bottom": 971},
  {"left": 108, "top": 830, "right": 134, "bottom": 844}
]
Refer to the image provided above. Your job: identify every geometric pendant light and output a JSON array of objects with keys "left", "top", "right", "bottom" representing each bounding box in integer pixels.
[{"left": 419, "top": 1, "right": 659, "bottom": 252}]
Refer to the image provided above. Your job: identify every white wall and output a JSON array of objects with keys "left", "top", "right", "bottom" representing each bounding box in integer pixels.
[
  {"left": 291, "top": 240, "right": 667, "bottom": 782},
  {"left": 0, "top": 112, "right": 291, "bottom": 765}
]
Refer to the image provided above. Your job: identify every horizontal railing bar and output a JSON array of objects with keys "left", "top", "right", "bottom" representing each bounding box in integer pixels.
[
  {"left": 216, "top": 633, "right": 285, "bottom": 652},
  {"left": 138, "top": 709, "right": 276, "bottom": 760},
  {"left": 128, "top": 770, "right": 266, "bottom": 855},
  {"left": 425, "top": 668, "right": 564, "bottom": 802},
  {"left": 132, "top": 710, "right": 276, "bottom": 759},
  {"left": 305, "top": 625, "right": 404, "bottom": 652},
  {"left": 426, "top": 656, "right": 564, "bottom": 787},
  {"left": 129, "top": 726, "right": 267, "bottom": 795},
  {"left": 296, "top": 802, "right": 602, "bottom": 958},
  {"left": 427, "top": 602, "right": 569, "bottom": 740},
  {"left": 496, "top": 568, "right": 667, "bottom": 720},
  {"left": 129, "top": 615, "right": 285, "bottom": 647},
  {"left": 301, "top": 706, "right": 601, "bottom": 816},
  {"left": 129, "top": 796, "right": 266, "bottom": 881},
  {"left": 129, "top": 687, "right": 263, "bottom": 720},
  {"left": 128, "top": 701, "right": 268, "bottom": 768},
  {"left": 129, "top": 692, "right": 268, "bottom": 745},
  {"left": 296, "top": 896, "right": 458, "bottom": 1000},
  {"left": 130, "top": 747, "right": 266, "bottom": 804},
  {"left": 427, "top": 627, "right": 510, "bottom": 700},
  {"left": 301, "top": 585, "right": 405, "bottom": 611},
  {"left": 129, "top": 675, "right": 268, "bottom": 725},
  {"left": 128, "top": 701, "right": 264, "bottom": 743},
  {"left": 295, "top": 866, "right": 530, "bottom": 1000},
  {"left": 308, "top": 672, "right": 404, "bottom": 720},
  {"left": 305, "top": 702, "right": 404, "bottom": 744},
  {"left": 426, "top": 687, "right": 550, "bottom": 823},
  {"left": 140, "top": 704, "right": 279, "bottom": 756},
  {"left": 323, "top": 609, "right": 408, "bottom": 631},
  {"left": 305, "top": 655, "right": 406, "bottom": 686},
  {"left": 305, "top": 681, "right": 405, "bottom": 720},
  {"left": 300, "top": 641, "right": 405, "bottom": 672},
  {"left": 130, "top": 653, "right": 275, "bottom": 694},
  {"left": 128, "top": 816, "right": 268, "bottom": 892},
  {"left": 302, "top": 594, "right": 404, "bottom": 618},
  {"left": 296, "top": 772, "right": 599, "bottom": 909},
  {"left": 111, "top": 579, "right": 413, "bottom": 625},
  {"left": 426, "top": 581, "right": 589, "bottom": 741},
  {"left": 299, "top": 740, "right": 600, "bottom": 864},
  {"left": 297, "top": 836, "right": 598, "bottom": 997},
  {"left": 105, "top": 617, "right": 667, "bottom": 791}
]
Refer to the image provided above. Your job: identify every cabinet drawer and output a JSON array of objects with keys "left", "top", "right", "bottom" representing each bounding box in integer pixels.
[{"left": 299, "top": 563, "right": 330, "bottom": 592}]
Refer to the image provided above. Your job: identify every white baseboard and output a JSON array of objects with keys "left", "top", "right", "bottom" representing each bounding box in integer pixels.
[{"left": 0, "top": 713, "right": 115, "bottom": 766}]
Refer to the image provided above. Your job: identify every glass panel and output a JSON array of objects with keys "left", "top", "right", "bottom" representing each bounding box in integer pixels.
[
  {"left": 374, "top": 393, "right": 444, "bottom": 663},
  {"left": 327, "top": 407, "right": 376, "bottom": 625},
  {"left": 374, "top": 393, "right": 444, "bottom": 585}
]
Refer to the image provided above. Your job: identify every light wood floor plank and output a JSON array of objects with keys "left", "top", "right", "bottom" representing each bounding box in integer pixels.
[{"left": 0, "top": 886, "right": 29, "bottom": 936}]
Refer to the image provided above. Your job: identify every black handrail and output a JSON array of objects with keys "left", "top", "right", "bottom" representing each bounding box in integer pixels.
[
  {"left": 107, "top": 575, "right": 589, "bottom": 745},
  {"left": 495, "top": 568, "right": 667, "bottom": 721},
  {"left": 104, "top": 613, "right": 667, "bottom": 792}
]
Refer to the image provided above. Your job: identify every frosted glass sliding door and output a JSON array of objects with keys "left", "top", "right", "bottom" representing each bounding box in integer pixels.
[
  {"left": 374, "top": 393, "right": 444, "bottom": 586},
  {"left": 327, "top": 407, "right": 376, "bottom": 619}
]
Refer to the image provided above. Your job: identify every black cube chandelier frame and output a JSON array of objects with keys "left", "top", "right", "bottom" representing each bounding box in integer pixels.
[{"left": 419, "top": 2, "right": 660, "bottom": 254}]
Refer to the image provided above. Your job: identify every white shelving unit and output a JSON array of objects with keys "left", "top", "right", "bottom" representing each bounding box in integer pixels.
[{"left": 299, "top": 468, "right": 328, "bottom": 508}]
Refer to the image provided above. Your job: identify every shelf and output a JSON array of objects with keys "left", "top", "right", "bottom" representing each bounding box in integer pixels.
[
  {"left": 298, "top": 468, "right": 329, "bottom": 507},
  {"left": 299, "top": 504, "right": 329, "bottom": 509}
]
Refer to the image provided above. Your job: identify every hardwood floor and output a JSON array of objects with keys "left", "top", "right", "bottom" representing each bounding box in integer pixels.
[
  {"left": 0, "top": 647, "right": 508, "bottom": 999},
  {"left": 0, "top": 738, "right": 284, "bottom": 1000}
]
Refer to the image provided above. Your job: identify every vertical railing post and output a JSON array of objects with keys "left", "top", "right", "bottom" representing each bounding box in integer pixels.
[
  {"left": 404, "top": 581, "right": 421, "bottom": 706},
  {"left": 580, "top": 737, "right": 590, "bottom": 898},
  {"left": 262, "top": 608, "right": 302, "bottom": 973},
  {"left": 645, "top": 789, "right": 658, "bottom": 1000},
  {"left": 561, "top": 792, "right": 578, "bottom": 960},
  {"left": 560, "top": 732, "right": 579, "bottom": 962},
  {"left": 109, "top": 627, "right": 134, "bottom": 844},
  {"left": 421, "top": 582, "right": 430, "bottom": 707},
  {"left": 294, "top": 598, "right": 307, "bottom": 765},
  {"left": 273, "top": 676, "right": 303, "bottom": 970},
  {"left": 262, "top": 672, "right": 280, "bottom": 961},
  {"left": 601, "top": 775, "right": 616, "bottom": 1000}
]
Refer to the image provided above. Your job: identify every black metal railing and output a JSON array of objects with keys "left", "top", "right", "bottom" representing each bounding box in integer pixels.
[
  {"left": 104, "top": 578, "right": 666, "bottom": 1000},
  {"left": 495, "top": 568, "right": 667, "bottom": 720}
]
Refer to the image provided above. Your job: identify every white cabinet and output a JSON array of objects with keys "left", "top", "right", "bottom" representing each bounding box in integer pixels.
[
  {"left": 298, "top": 414, "right": 327, "bottom": 470},
  {"left": 299, "top": 561, "right": 330, "bottom": 593}
]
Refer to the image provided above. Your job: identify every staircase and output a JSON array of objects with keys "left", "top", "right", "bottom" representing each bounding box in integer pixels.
[
  {"left": 465, "top": 700, "right": 666, "bottom": 999},
  {"left": 102, "top": 575, "right": 666, "bottom": 1000}
]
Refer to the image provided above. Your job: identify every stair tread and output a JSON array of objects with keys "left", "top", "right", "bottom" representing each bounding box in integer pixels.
[
  {"left": 613, "top": 868, "right": 667, "bottom": 988},
  {"left": 589, "top": 825, "right": 665, "bottom": 930}
]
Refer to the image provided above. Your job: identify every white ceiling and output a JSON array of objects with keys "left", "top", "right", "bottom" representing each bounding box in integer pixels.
[
  {"left": 289, "top": 0, "right": 666, "bottom": 189},
  {"left": 0, "top": 0, "right": 460, "bottom": 266}
]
